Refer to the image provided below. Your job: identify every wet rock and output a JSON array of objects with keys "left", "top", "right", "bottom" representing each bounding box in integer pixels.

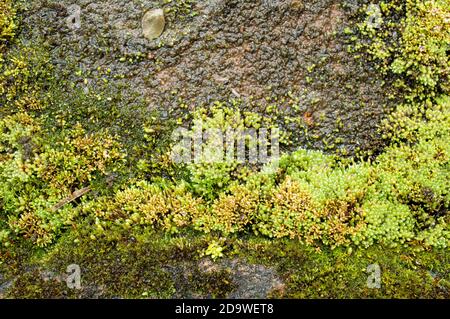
[
  {"left": 23, "top": 0, "right": 395, "bottom": 154},
  {"left": 0, "top": 275, "right": 15, "bottom": 297},
  {"left": 142, "top": 8, "right": 165, "bottom": 40},
  {"left": 198, "top": 258, "right": 284, "bottom": 299},
  {"left": 225, "top": 259, "right": 284, "bottom": 299}
]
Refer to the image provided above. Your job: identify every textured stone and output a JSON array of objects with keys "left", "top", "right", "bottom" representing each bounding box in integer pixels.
[{"left": 23, "top": 0, "right": 394, "bottom": 154}]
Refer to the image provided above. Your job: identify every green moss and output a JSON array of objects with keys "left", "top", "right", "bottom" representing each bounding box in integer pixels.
[
  {"left": 5, "top": 231, "right": 237, "bottom": 298},
  {"left": 4, "top": 233, "right": 449, "bottom": 298},
  {"left": 238, "top": 237, "right": 450, "bottom": 298},
  {"left": 0, "top": 0, "right": 449, "bottom": 299},
  {"left": 0, "top": 1, "right": 53, "bottom": 117},
  {"left": 0, "top": 0, "right": 17, "bottom": 52},
  {"left": 5, "top": 94, "right": 446, "bottom": 249},
  {"left": 353, "top": 0, "right": 450, "bottom": 100},
  {"left": 161, "top": 0, "right": 198, "bottom": 23}
]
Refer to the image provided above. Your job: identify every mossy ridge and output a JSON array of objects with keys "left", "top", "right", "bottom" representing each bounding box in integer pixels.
[{"left": 73, "top": 93, "right": 450, "bottom": 249}]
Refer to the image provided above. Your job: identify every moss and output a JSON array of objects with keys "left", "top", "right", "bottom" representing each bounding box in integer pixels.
[
  {"left": 5, "top": 93, "right": 446, "bottom": 249},
  {"left": 6, "top": 269, "right": 79, "bottom": 299},
  {"left": 0, "top": 113, "right": 125, "bottom": 247},
  {"left": 0, "top": 0, "right": 17, "bottom": 53},
  {"left": 174, "top": 265, "right": 236, "bottom": 298},
  {"left": 237, "top": 237, "right": 450, "bottom": 299},
  {"left": 4, "top": 233, "right": 449, "bottom": 298},
  {"left": 161, "top": 0, "right": 198, "bottom": 21},
  {"left": 350, "top": 0, "right": 450, "bottom": 115},
  {"left": 0, "top": 0, "right": 449, "bottom": 299},
  {"left": 5, "top": 231, "right": 238, "bottom": 298}
]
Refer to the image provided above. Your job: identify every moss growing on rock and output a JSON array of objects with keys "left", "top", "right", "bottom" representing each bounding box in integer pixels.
[{"left": 0, "top": 0, "right": 449, "bottom": 299}]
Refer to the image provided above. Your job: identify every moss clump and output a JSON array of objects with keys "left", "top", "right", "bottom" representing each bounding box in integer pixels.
[
  {"left": 354, "top": 0, "right": 450, "bottom": 102},
  {"left": 0, "top": 0, "right": 17, "bottom": 53},
  {"left": 0, "top": 113, "right": 125, "bottom": 247},
  {"left": 0, "top": 1, "right": 52, "bottom": 116}
]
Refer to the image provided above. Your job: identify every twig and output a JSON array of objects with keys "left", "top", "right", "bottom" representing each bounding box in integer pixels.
[{"left": 51, "top": 187, "right": 91, "bottom": 212}]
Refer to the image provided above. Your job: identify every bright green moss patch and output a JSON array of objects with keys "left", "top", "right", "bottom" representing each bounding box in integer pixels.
[
  {"left": 64, "top": 107, "right": 449, "bottom": 249},
  {"left": 0, "top": 112, "right": 125, "bottom": 247},
  {"left": 354, "top": 0, "right": 450, "bottom": 102}
]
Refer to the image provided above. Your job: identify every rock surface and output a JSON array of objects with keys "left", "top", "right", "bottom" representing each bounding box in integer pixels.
[{"left": 22, "top": 0, "right": 394, "bottom": 153}]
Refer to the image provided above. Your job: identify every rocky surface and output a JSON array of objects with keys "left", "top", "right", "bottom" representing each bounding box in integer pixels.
[
  {"left": 0, "top": 258, "right": 282, "bottom": 298},
  {"left": 0, "top": 274, "right": 14, "bottom": 298},
  {"left": 220, "top": 259, "right": 284, "bottom": 299},
  {"left": 22, "top": 0, "right": 394, "bottom": 153},
  {"left": 175, "top": 258, "right": 285, "bottom": 298}
]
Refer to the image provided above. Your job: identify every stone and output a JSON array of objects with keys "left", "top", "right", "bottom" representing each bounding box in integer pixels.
[{"left": 142, "top": 9, "right": 165, "bottom": 40}]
